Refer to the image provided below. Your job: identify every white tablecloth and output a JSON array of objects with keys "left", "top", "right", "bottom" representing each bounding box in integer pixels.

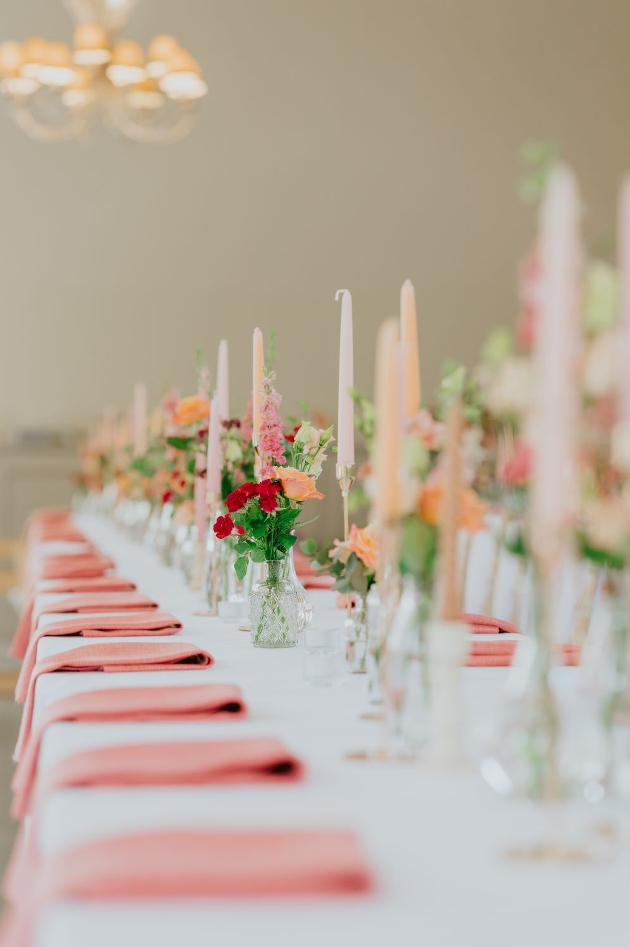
[{"left": 22, "top": 516, "right": 629, "bottom": 947}]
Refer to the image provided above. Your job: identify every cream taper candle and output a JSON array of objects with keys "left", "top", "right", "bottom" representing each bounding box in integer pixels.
[
  {"left": 373, "top": 318, "right": 401, "bottom": 524},
  {"left": 216, "top": 339, "right": 229, "bottom": 422},
  {"left": 336, "top": 289, "right": 355, "bottom": 467},
  {"left": 400, "top": 279, "right": 421, "bottom": 419},
  {"left": 207, "top": 391, "right": 222, "bottom": 496}
]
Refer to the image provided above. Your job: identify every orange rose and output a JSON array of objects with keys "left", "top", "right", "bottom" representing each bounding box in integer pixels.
[
  {"left": 418, "top": 482, "right": 486, "bottom": 532},
  {"left": 347, "top": 523, "right": 378, "bottom": 570},
  {"left": 272, "top": 466, "right": 324, "bottom": 502},
  {"left": 172, "top": 394, "right": 210, "bottom": 428}
]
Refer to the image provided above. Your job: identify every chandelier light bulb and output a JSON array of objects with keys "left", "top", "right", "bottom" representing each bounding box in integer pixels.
[
  {"left": 107, "top": 40, "right": 146, "bottom": 86},
  {"left": 126, "top": 77, "right": 164, "bottom": 110},
  {"left": 147, "top": 34, "right": 180, "bottom": 78},
  {"left": 159, "top": 49, "right": 207, "bottom": 101},
  {"left": 61, "top": 67, "right": 95, "bottom": 108},
  {"left": 73, "top": 23, "right": 111, "bottom": 66},
  {"left": 20, "top": 37, "right": 49, "bottom": 79},
  {"left": 0, "top": 41, "right": 24, "bottom": 77},
  {"left": 38, "top": 41, "right": 77, "bottom": 87}
]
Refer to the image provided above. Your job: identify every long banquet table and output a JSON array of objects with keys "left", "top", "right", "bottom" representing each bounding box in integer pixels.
[{"left": 17, "top": 515, "right": 630, "bottom": 947}]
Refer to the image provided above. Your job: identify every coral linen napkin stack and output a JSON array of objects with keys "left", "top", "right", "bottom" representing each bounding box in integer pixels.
[
  {"left": 461, "top": 613, "right": 580, "bottom": 666},
  {"left": 16, "top": 611, "right": 183, "bottom": 702},
  {"left": 11, "top": 683, "right": 248, "bottom": 818},
  {"left": 11, "top": 556, "right": 118, "bottom": 660},
  {"left": 10, "top": 576, "right": 137, "bottom": 660},
  {"left": 15, "top": 641, "right": 214, "bottom": 761},
  {"left": 0, "top": 830, "right": 373, "bottom": 947}
]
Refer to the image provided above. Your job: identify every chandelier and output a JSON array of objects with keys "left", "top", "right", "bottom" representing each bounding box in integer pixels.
[{"left": 0, "top": 1, "right": 208, "bottom": 144}]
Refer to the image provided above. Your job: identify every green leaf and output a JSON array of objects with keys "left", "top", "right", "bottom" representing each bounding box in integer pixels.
[
  {"left": 294, "top": 514, "right": 320, "bottom": 530},
  {"left": 166, "top": 436, "right": 194, "bottom": 451},
  {"left": 300, "top": 538, "right": 318, "bottom": 556},
  {"left": 277, "top": 533, "right": 297, "bottom": 551},
  {"left": 233, "top": 542, "right": 250, "bottom": 555},
  {"left": 251, "top": 548, "right": 266, "bottom": 563},
  {"left": 234, "top": 556, "right": 249, "bottom": 581}
]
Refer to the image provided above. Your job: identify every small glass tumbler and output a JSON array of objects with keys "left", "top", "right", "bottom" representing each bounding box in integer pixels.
[{"left": 303, "top": 626, "right": 346, "bottom": 687}]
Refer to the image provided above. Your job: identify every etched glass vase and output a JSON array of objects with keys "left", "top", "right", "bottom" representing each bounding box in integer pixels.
[{"left": 250, "top": 559, "right": 299, "bottom": 648}]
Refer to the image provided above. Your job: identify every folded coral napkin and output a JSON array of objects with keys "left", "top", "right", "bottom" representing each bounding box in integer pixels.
[
  {"left": 462, "top": 613, "right": 522, "bottom": 635},
  {"left": 36, "top": 592, "right": 158, "bottom": 619},
  {"left": 15, "top": 641, "right": 214, "bottom": 762},
  {"left": 37, "top": 554, "right": 115, "bottom": 581},
  {"left": 9, "top": 576, "right": 137, "bottom": 660},
  {"left": 16, "top": 612, "right": 184, "bottom": 703},
  {"left": 35, "top": 737, "right": 303, "bottom": 801},
  {"left": 1, "top": 829, "right": 372, "bottom": 946},
  {"left": 293, "top": 549, "right": 335, "bottom": 590},
  {"left": 12, "top": 684, "right": 247, "bottom": 818},
  {"left": 466, "top": 640, "right": 580, "bottom": 667}
]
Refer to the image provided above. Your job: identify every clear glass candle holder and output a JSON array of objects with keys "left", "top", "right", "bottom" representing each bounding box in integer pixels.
[{"left": 303, "top": 626, "right": 346, "bottom": 687}]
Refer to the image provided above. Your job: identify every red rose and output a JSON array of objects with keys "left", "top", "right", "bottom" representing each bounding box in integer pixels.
[
  {"left": 162, "top": 490, "right": 173, "bottom": 504},
  {"left": 225, "top": 488, "right": 247, "bottom": 512},
  {"left": 213, "top": 514, "right": 235, "bottom": 539},
  {"left": 240, "top": 482, "right": 259, "bottom": 499},
  {"left": 235, "top": 525, "right": 245, "bottom": 535},
  {"left": 258, "top": 479, "right": 281, "bottom": 497},
  {"left": 259, "top": 494, "right": 278, "bottom": 513}
]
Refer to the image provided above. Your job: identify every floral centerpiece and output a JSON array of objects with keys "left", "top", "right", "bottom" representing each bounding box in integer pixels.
[{"left": 213, "top": 460, "right": 324, "bottom": 647}]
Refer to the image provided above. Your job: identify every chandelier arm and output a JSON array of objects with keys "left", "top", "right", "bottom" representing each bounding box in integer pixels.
[
  {"left": 12, "top": 105, "right": 79, "bottom": 143},
  {"left": 106, "top": 104, "right": 198, "bottom": 145}
]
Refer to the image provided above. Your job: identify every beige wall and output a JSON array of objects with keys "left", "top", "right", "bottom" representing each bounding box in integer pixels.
[{"left": 1, "top": 0, "right": 630, "bottom": 435}]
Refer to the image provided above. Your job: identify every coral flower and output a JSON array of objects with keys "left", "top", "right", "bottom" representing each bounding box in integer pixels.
[
  {"left": 347, "top": 523, "right": 378, "bottom": 570},
  {"left": 172, "top": 394, "right": 210, "bottom": 428},
  {"left": 418, "top": 482, "right": 486, "bottom": 532},
  {"left": 272, "top": 466, "right": 324, "bottom": 502}
]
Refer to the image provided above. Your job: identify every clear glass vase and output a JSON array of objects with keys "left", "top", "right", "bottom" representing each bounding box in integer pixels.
[
  {"left": 286, "top": 541, "right": 313, "bottom": 631},
  {"left": 345, "top": 591, "right": 369, "bottom": 674},
  {"left": 250, "top": 559, "right": 299, "bottom": 648},
  {"left": 204, "top": 531, "right": 251, "bottom": 621}
]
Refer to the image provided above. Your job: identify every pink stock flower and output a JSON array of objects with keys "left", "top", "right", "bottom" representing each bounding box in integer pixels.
[
  {"left": 240, "top": 398, "right": 253, "bottom": 442},
  {"left": 407, "top": 408, "right": 445, "bottom": 450},
  {"left": 497, "top": 440, "right": 532, "bottom": 488},
  {"left": 259, "top": 375, "right": 286, "bottom": 476},
  {"left": 516, "top": 249, "right": 540, "bottom": 352}
]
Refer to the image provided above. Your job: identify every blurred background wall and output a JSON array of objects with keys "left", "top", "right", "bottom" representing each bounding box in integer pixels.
[{"left": 0, "top": 0, "right": 629, "bottom": 532}]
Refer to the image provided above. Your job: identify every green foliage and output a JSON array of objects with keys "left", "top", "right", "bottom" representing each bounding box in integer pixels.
[
  {"left": 167, "top": 436, "right": 195, "bottom": 451},
  {"left": 400, "top": 516, "right": 438, "bottom": 586},
  {"left": 578, "top": 532, "right": 626, "bottom": 570},
  {"left": 350, "top": 389, "right": 376, "bottom": 449},
  {"left": 481, "top": 327, "right": 513, "bottom": 368},
  {"left": 300, "top": 538, "right": 375, "bottom": 595},
  {"left": 438, "top": 361, "right": 482, "bottom": 424}
]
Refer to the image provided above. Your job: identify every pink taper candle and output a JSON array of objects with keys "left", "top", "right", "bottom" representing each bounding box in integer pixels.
[
  {"left": 618, "top": 178, "right": 630, "bottom": 428},
  {"left": 530, "top": 164, "right": 582, "bottom": 565},
  {"left": 400, "top": 280, "right": 421, "bottom": 418},
  {"left": 252, "top": 328, "right": 264, "bottom": 441},
  {"left": 206, "top": 392, "right": 222, "bottom": 496},
  {"left": 336, "top": 289, "right": 355, "bottom": 467},
  {"left": 216, "top": 340, "right": 229, "bottom": 422},
  {"left": 373, "top": 319, "right": 401, "bottom": 523},
  {"left": 132, "top": 383, "right": 147, "bottom": 457}
]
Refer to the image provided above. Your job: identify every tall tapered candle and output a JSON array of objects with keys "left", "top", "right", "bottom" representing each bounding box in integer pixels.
[
  {"left": 132, "top": 383, "right": 147, "bottom": 457},
  {"left": 530, "top": 164, "right": 581, "bottom": 567},
  {"left": 206, "top": 392, "right": 222, "bottom": 496},
  {"left": 335, "top": 289, "right": 355, "bottom": 467},
  {"left": 400, "top": 279, "right": 421, "bottom": 418},
  {"left": 216, "top": 340, "right": 229, "bottom": 422},
  {"left": 437, "top": 397, "right": 463, "bottom": 620},
  {"left": 618, "top": 178, "right": 630, "bottom": 428},
  {"left": 194, "top": 395, "right": 211, "bottom": 542},
  {"left": 373, "top": 319, "right": 401, "bottom": 524},
  {"left": 252, "top": 328, "right": 264, "bottom": 442}
]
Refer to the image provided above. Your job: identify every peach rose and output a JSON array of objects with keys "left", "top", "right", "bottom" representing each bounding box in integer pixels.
[
  {"left": 172, "top": 394, "right": 210, "bottom": 428},
  {"left": 272, "top": 466, "right": 324, "bottom": 502},
  {"left": 347, "top": 523, "right": 378, "bottom": 570},
  {"left": 418, "top": 482, "right": 486, "bottom": 532}
]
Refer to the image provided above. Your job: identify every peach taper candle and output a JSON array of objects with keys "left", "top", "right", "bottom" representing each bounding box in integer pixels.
[{"left": 400, "top": 279, "right": 421, "bottom": 419}]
